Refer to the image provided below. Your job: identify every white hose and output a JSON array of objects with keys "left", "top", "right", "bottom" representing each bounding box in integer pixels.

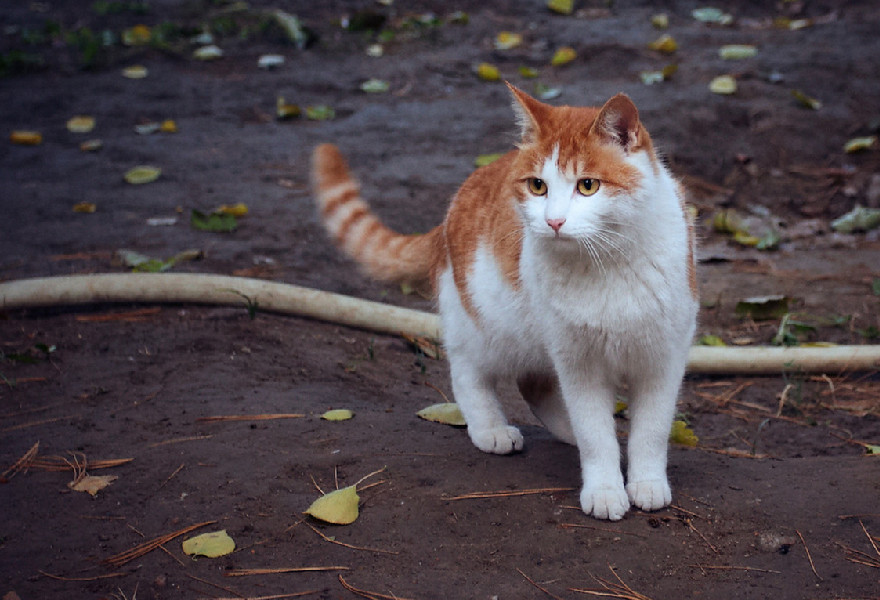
[{"left": 2, "top": 273, "right": 879, "bottom": 375}]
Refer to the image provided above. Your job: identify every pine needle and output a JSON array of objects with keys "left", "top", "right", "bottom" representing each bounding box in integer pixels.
[
  {"left": 39, "top": 570, "right": 127, "bottom": 581},
  {"left": 1, "top": 441, "right": 39, "bottom": 479},
  {"left": 796, "top": 529, "right": 822, "bottom": 580},
  {"left": 225, "top": 566, "right": 350, "bottom": 577},
  {"left": 338, "top": 574, "right": 416, "bottom": 600},
  {"left": 305, "top": 521, "right": 398, "bottom": 555},
  {"left": 517, "top": 568, "right": 567, "bottom": 600},
  {"left": 103, "top": 521, "right": 216, "bottom": 567},
  {"left": 570, "top": 565, "right": 653, "bottom": 600},
  {"left": 448, "top": 487, "right": 574, "bottom": 501},
  {"left": 689, "top": 564, "right": 781, "bottom": 574},
  {"left": 196, "top": 414, "right": 306, "bottom": 422}
]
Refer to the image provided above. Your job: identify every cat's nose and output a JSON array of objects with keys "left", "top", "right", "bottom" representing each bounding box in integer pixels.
[{"left": 546, "top": 217, "right": 566, "bottom": 233}]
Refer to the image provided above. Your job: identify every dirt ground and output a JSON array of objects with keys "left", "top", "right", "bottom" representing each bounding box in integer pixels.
[{"left": 2, "top": 1, "right": 879, "bottom": 599}]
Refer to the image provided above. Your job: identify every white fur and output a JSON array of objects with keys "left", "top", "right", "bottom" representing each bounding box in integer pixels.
[{"left": 440, "top": 148, "right": 697, "bottom": 521}]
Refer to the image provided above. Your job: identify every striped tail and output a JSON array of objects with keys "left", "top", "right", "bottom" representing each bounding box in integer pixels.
[{"left": 311, "top": 144, "right": 443, "bottom": 287}]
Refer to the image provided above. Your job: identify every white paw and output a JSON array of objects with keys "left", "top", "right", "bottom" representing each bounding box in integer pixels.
[
  {"left": 469, "top": 425, "right": 524, "bottom": 455},
  {"left": 580, "top": 485, "right": 630, "bottom": 521},
  {"left": 626, "top": 479, "right": 671, "bottom": 512}
]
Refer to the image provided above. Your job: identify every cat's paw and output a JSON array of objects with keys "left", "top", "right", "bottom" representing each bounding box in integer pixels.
[
  {"left": 626, "top": 479, "right": 672, "bottom": 512},
  {"left": 580, "top": 485, "right": 630, "bottom": 521},
  {"left": 469, "top": 425, "right": 524, "bottom": 455}
]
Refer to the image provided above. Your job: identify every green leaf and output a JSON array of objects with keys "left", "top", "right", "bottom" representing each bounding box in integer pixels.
[
  {"left": 124, "top": 165, "right": 161, "bottom": 184},
  {"left": 831, "top": 204, "right": 880, "bottom": 233},
  {"left": 360, "top": 78, "right": 390, "bottom": 93},
  {"left": 416, "top": 403, "right": 466, "bottom": 427},
  {"left": 709, "top": 75, "right": 737, "bottom": 95},
  {"left": 550, "top": 46, "right": 576, "bottom": 67},
  {"left": 791, "top": 89, "right": 822, "bottom": 110},
  {"left": 181, "top": 530, "right": 235, "bottom": 557},
  {"left": 698, "top": 334, "right": 726, "bottom": 346},
  {"left": 191, "top": 209, "right": 237, "bottom": 232},
  {"left": 651, "top": 13, "right": 669, "bottom": 29},
  {"left": 844, "top": 136, "right": 877, "bottom": 153},
  {"left": 865, "top": 444, "right": 880, "bottom": 455},
  {"left": 306, "top": 485, "right": 360, "bottom": 525},
  {"left": 306, "top": 105, "right": 335, "bottom": 121},
  {"left": 669, "top": 420, "right": 698, "bottom": 446},
  {"left": 474, "top": 153, "right": 504, "bottom": 167},
  {"left": 321, "top": 409, "right": 354, "bottom": 421},
  {"left": 475, "top": 62, "right": 500, "bottom": 81},
  {"left": 735, "top": 295, "right": 791, "bottom": 321},
  {"left": 518, "top": 66, "right": 539, "bottom": 78},
  {"left": 547, "top": 0, "right": 574, "bottom": 15},
  {"left": 719, "top": 45, "right": 757, "bottom": 60},
  {"left": 692, "top": 8, "right": 733, "bottom": 25}
]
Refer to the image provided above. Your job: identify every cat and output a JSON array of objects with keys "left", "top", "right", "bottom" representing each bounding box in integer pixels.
[{"left": 311, "top": 84, "right": 698, "bottom": 521}]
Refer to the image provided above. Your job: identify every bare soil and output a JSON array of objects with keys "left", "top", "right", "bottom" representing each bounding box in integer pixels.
[{"left": 2, "top": 1, "right": 879, "bottom": 599}]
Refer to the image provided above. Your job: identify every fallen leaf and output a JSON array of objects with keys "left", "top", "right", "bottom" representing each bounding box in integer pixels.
[
  {"left": 518, "top": 66, "right": 539, "bottom": 78},
  {"left": 843, "top": 136, "right": 877, "bottom": 153},
  {"left": 547, "top": 0, "right": 574, "bottom": 15},
  {"left": 651, "top": 13, "right": 669, "bottom": 29},
  {"left": 181, "top": 530, "right": 235, "bottom": 558},
  {"left": 80, "top": 139, "right": 103, "bottom": 152},
  {"left": 67, "top": 115, "right": 95, "bottom": 133},
  {"left": 306, "top": 105, "right": 335, "bottom": 121},
  {"left": 831, "top": 204, "right": 880, "bottom": 233},
  {"left": 476, "top": 62, "right": 500, "bottom": 81},
  {"left": 360, "top": 78, "right": 390, "bottom": 93},
  {"left": 550, "top": 46, "right": 576, "bottom": 67},
  {"left": 735, "top": 295, "right": 791, "bottom": 320},
  {"left": 10, "top": 130, "right": 42, "bottom": 145},
  {"left": 322, "top": 409, "right": 354, "bottom": 421},
  {"left": 276, "top": 96, "right": 301, "bottom": 120},
  {"left": 719, "top": 44, "right": 757, "bottom": 59},
  {"left": 474, "top": 153, "right": 504, "bottom": 167},
  {"left": 73, "top": 202, "right": 96, "bottom": 213},
  {"left": 692, "top": 7, "right": 733, "bottom": 25},
  {"left": 698, "top": 334, "right": 726, "bottom": 346},
  {"left": 159, "top": 119, "right": 177, "bottom": 133},
  {"left": 306, "top": 485, "right": 360, "bottom": 525},
  {"left": 535, "top": 83, "right": 562, "bottom": 100},
  {"left": 709, "top": 75, "right": 737, "bottom": 95},
  {"left": 135, "top": 122, "right": 160, "bottom": 135},
  {"left": 191, "top": 209, "right": 237, "bottom": 232},
  {"left": 216, "top": 202, "right": 248, "bottom": 217},
  {"left": 648, "top": 34, "right": 677, "bottom": 53},
  {"left": 669, "top": 420, "right": 698, "bottom": 446},
  {"left": 791, "top": 89, "right": 822, "bottom": 110},
  {"left": 69, "top": 474, "right": 118, "bottom": 497},
  {"left": 258, "top": 54, "right": 285, "bottom": 69},
  {"left": 270, "top": 10, "right": 311, "bottom": 49},
  {"left": 417, "top": 402, "right": 466, "bottom": 427},
  {"left": 122, "top": 24, "right": 151, "bottom": 46},
  {"left": 122, "top": 65, "right": 148, "bottom": 79},
  {"left": 124, "top": 165, "right": 161, "bottom": 184},
  {"left": 193, "top": 45, "right": 223, "bottom": 60},
  {"left": 640, "top": 63, "right": 677, "bottom": 85},
  {"left": 865, "top": 444, "right": 880, "bottom": 455},
  {"left": 117, "top": 248, "right": 202, "bottom": 272},
  {"left": 495, "top": 31, "right": 523, "bottom": 50}
]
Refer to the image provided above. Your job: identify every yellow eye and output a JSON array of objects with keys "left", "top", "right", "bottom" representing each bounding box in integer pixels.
[
  {"left": 577, "top": 178, "right": 600, "bottom": 196},
  {"left": 527, "top": 178, "right": 547, "bottom": 196}
]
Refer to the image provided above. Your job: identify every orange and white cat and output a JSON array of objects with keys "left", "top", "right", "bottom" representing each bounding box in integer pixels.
[{"left": 312, "top": 85, "right": 698, "bottom": 520}]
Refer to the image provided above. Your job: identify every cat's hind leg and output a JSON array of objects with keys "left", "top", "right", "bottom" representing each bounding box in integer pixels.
[{"left": 518, "top": 374, "right": 576, "bottom": 445}]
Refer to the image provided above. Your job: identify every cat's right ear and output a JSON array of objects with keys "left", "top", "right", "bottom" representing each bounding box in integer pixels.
[{"left": 506, "top": 82, "right": 548, "bottom": 144}]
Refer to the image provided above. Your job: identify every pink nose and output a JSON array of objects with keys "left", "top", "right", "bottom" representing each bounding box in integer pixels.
[{"left": 546, "top": 218, "right": 566, "bottom": 233}]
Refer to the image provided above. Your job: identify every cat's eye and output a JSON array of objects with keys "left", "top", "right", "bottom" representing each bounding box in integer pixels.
[
  {"left": 577, "top": 178, "right": 600, "bottom": 196},
  {"left": 527, "top": 178, "right": 548, "bottom": 196}
]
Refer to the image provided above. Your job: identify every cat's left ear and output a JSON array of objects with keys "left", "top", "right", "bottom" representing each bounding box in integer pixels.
[
  {"left": 507, "top": 82, "right": 549, "bottom": 143},
  {"left": 591, "top": 93, "right": 643, "bottom": 152}
]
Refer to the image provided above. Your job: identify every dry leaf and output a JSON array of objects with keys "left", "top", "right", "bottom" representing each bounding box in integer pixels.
[
  {"left": 648, "top": 34, "right": 678, "bottom": 53},
  {"left": 495, "top": 31, "right": 523, "bottom": 50},
  {"left": 417, "top": 403, "right": 466, "bottom": 426},
  {"left": 216, "top": 202, "right": 248, "bottom": 217},
  {"left": 669, "top": 420, "right": 698, "bottom": 446},
  {"left": 306, "top": 485, "right": 360, "bottom": 525},
  {"left": 68, "top": 474, "right": 118, "bottom": 497},
  {"left": 67, "top": 115, "right": 95, "bottom": 133},
  {"left": 10, "top": 131, "right": 42, "bottom": 145},
  {"left": 181, "top": 530, "right": 235, "bottom": 557},
  {"left": 476, "top": 62, "right": 500, "bottom": 81},
  {"left": 73, "top": 202, "right": 96, "bottom": 213},
  {"left": 122, "top": 65, "right": 148, "bottom": 79},
  {"left": 719, "top": 44, "right": 757, "bottom": 59},
  {"left": 124, "top": 165, "right": 162, "bottom": 184},
  {"left": 550, "top": 46, "right": 576, "bottom": 67},
  {"left": 709, "top": 75, "right": 737, "bottom": 95}
]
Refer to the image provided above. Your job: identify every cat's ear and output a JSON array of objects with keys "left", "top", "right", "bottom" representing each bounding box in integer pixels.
[
  {"left": 507, "top": 82, "right": 549, "bottom": 143},
  {"left": 591, "top": 93, "right": 643, "bottom": 152}
]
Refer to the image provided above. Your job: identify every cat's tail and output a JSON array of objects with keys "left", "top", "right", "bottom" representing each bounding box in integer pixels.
[{"left": 311, "top": 144, "right": 444, "bottom": 288}]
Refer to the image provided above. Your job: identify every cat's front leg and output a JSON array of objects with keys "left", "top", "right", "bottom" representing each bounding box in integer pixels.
[
  {"left": 556, "top": 368, "right": 629, "bottom": 520},
  {"left": 625, "top": 366, "right": 685, "bottom": 512},
  {"left": 448, "top": 355, "right": 523, "bottom": 455}
]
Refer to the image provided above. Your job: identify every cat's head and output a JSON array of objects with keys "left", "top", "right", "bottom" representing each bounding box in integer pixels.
[{"left": 507, "top": 84, "right": 657, "bottom": 249}]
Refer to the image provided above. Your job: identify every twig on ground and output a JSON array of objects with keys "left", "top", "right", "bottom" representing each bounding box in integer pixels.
[
  {"left": 570, "top": 564, "right": 653, "bottom": 600},
  {"left": 684, "top": 518, "right": 720, "bottom": 555},
  {"left": 225, "top": 566, "right": 350, "bottom": 577},
  {"left": 338, "top": 574, "right": 416, "bottom": 600},
  {"left": 688, "top": 564, "right": 781, "bottom": 574},
  {"left": 1, "top": 415, "right": 77, "bottom": 433},
  {"left": 185, "top": 573, "right": 243, "bottom": 598},
  {"left": 197, "top": 594, "right": 319, "bottom": 600},
  {"left": 305, "top": 521, "right": 398, "bottom": 555},
  {"left": 796, "top": 529, "right": 822, "bottom": 580},
  {"left": 158, "top": 463, "right": 185, "bottom": 490},
  {"left": 148, "top": 435, "right": 212, "bottom": 448},
  {"left": 448, "top": 487, "right": 574, "bottom": 501},
  {"left": 1, "top": 441, "right": 39, "bottom": 479},
  {"left": 103, "top": 521, "right": 216, "bottom": 567},
  {"left": 517, "top": 568, "right": 567, "bottom": 600},
  {"left": 39, "top": 570, "right": 127, "bottom": 581},
  {"left": 196, "top": 414, "right": 306, "bottom": 422},
  {"left": 559, "top": 523, "right": 647, "bottom": 538}
]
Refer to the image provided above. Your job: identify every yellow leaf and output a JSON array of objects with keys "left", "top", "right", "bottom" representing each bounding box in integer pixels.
[
  {"left": 651, "top": 13, "right": 669, "bottom": 29},
  {"left": 122, "top": 24, "right": 152, "bottom": 46},
  {"left": 719, "top": 44, "right": 757, "bottom": 60},
  {"left": 80, "top": 139, "right": 103, "bottom": 152},
  {"left": 306, "top": 485, "right": 360, "bottom": 524},
  {"left": 217, "top": 202, "right": 248, "bottom": 217},
  {"left": 276, "top": 96, "right": 302, "bottom": 119},
  {"left": 124, "top": 165, "right": 162, "bottom": 184},
  {"left": 669, "top": 420, "right": 698, "bottom": 446},
  {"left": 68, "top": 474, "right": 118, "bottom": 497},
  {"left": 547, "top": 0, "right": 574, "bottom": 15},
  {"left": 495, "top": 31, "right": 522, "bottom": 50},
  {"left": 67, "top": 115, "right": 95, "bottom": 133},
  {"left": 321, "top": 409, "right": 354, "bottom": 421},
  {"left": 416, "top": 403, "right": 466, "bottom": 427},
  {"left": 73, "top": 202, "right": 96, "bottom": 213},
  {"left": 476, "top": 62, "right": 500, "bottom": 81},
  {"left": 648, "top": 34, "right": 678, "bottom": 53},
  {"left": 122, "top": 65, "right": 149, "bottom": 79},
  {"left": 844, "top": 136, "right": 877, "bottom": 153},
  {"left": 181, "top": 530, "right": 236, "bottom": 558},
  {"left": 709, "top": 75, "right": 737, "bottom": 95},
  {"left": 159, "top": 119, "right": 178, "bottom": 133},
  {"left": 550, "top": 46, "right": 576, "bottom": 67},
  {"left": 475, "top": 153, "right": 504, "bottom": 167},
  {"left": 10, "top": 131, "right": 42, "bottom": 145}
]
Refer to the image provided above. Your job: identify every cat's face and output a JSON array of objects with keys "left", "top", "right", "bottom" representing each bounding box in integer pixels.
[{"left": 508, "top": 87, "right": 652, "bottom": 254}]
